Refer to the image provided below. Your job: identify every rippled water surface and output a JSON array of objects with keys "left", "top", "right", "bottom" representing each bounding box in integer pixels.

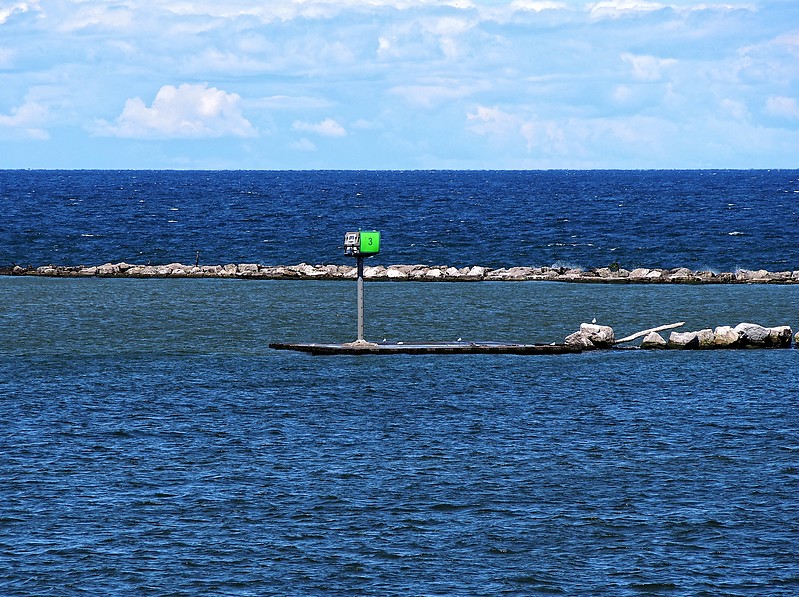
[
  {"left": 2, "top": 169, "right": 799, "bottom": 270},
  {"left": 2, "top": 278, "right": 798, "bottom": 595}
]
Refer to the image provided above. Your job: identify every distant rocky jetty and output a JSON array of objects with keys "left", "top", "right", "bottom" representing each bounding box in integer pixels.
[{"left": 3, "top": 262, "right": 799, "bottom": 284}]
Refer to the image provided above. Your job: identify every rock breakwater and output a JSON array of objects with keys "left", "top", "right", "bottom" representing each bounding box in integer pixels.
[
  {"left": 564, "top": 322, "right": 795, "bottom": 350},
  {"left": 3, "top": 262, "right": 799, "bottom": 284}
]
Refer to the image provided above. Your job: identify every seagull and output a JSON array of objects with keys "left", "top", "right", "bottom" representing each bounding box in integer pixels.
[{"left": 591, "top": 317, "right": 597, "bottom": 324}]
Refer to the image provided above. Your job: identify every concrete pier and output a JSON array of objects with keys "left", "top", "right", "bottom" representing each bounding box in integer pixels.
[{"left": 269, "top": 341, "right": 581, "bottom": 356}]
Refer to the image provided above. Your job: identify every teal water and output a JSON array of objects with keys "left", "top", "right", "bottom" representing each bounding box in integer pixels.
[{"left": 2, "top": 278, "right": 799, "bottom": 595}]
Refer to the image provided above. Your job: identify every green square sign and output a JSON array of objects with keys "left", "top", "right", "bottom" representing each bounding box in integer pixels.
[{"left": 359, "top": 231, "right": 380, "bottom": 254}]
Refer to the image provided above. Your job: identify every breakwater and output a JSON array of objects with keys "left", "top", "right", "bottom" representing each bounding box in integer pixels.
[
  {"left": 564, "top": 322, "right": 797, "bottom": 350},
  {"left": 3, "top": 262, "right": 799, "bottom": 284}
]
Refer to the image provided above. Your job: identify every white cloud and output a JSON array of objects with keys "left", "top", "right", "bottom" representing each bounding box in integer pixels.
[
  {"left": 55, "top": 3, "right": 134, "bottom": 33},
  {"left": 292, "top": 117, "right": 346, "bottom": 137},
  {"left": 467, "top": 105, "right": 569, "bottom": 153},
  {"left": 390, "top": 80, "right": 485, "bottom": 108},
  {"left": 0, "top": 97, "right": 49, "bottom": 139},
  {"left": 95, "top": 83, "right": 257, "bottom": 139},
  {"left": 0, "top": 1, "right": 39, "bottom": 25},
  {"left": 466, "top": 105, "right": 521, "bottom": 136},
  {"left": 622, "top": 53, "right": 677, "bottom": 82},
  {"left": 587, "top": 0, "right": 665, "bottom": 18},
  {"left": 0, "top": 0, "right": 796, "bottom": 168},
  {"left": 290, "top": 137, "right": 317, "bottom": 151},
  {"left": 466, "top": 104, "right": 685, "bottom": 163},
  {"left": 765, "top": 96, "right": 799, "bottom": 119},
  {"left": 509, "top": 1, "right": 568, "bottom": 12},
  {"left": 721, "top": 98, "right": 750, "bottom": 120}
]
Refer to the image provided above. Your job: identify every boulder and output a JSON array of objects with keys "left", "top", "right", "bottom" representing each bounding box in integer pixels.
[
  {"left": 696, "top": 271, "right": 715, "bottom": 280},
  {"left": 565, "top": 323, "right": 615, "bottom": 350},
  {"left": 467, "top": 265, "right": 487, "bottom": 278},
  {"left": 505, "top": 267, "right": 534, "bottom": 279},
  {"left": 668, "top": 331, "right": 699, "bottom": 349},
  {"left": 364, "top": 266, "right": 386, "bottom": 279},
  {"left": 736, "top": 269, "right": 770, "bottom": 282},
  {"left": 767, "top": 326, "right": 793, "bottom": 348},
  {"left": 640, "top": 331, "right": 667, "bottom": 349},
  {"left": 669, "top": 267, "right": 694, "bottom": 281},
  {"left": 562, "top": 268, "right": 584, "bottom": 278},
  {"left": 628, "top": 268, "right": 651, "bottom": 279},
  {"left": 425, "top": 268, "right": 443, "bottom": 279},
  {"left": 579, "top": 323, "right": 615, "bottom": 348},
  {"left": 97, "top": 263, "right": 120, "bottom": 276},
  {"left": 712, "top": 326, "right": 740, "bottom": 348},
  {"left": 385, "top": 268, "right": 408, "bottom": 279},
  {"left": 734, "top": 323, "right": 770, "bottom": 346},
  {"left": 564, "top": 331, "right": 595, "bottom": 350},
  {"left": 696, "top": 328, "right": 715, "bottom": 348}
]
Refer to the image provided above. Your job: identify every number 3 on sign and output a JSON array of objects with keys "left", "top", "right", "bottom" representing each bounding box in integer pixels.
[{"left": 359, "top": 231, "right": 380, "bottom": 254}]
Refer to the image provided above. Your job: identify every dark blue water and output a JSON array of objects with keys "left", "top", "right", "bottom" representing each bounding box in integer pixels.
[
  {"left": 2, "top": 172, "right": 799, "bottom": 595},
  {"left": 2, "top": 170, "right": 798, "bottom": 271}
]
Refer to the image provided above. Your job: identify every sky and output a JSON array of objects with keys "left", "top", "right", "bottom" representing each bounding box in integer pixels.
[{"left": 0, "top": 0, "right": 797, "bottom": 169}]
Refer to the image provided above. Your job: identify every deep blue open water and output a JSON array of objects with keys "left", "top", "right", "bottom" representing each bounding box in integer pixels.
[
  {"left": 2, "top": 170, "right": 798, "bottom": 271},
  {"left": 2, "top": 171, "right": 799, "bottom": 595}
]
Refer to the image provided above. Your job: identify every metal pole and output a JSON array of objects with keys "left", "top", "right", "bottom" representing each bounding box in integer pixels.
[{"left": 356, "top": 255, "right": 365, "bottom": 342}]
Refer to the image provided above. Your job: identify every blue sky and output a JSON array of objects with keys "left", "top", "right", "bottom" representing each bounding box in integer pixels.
[{"left": 0, "top": 0, "right": 797, "bottom": 169}]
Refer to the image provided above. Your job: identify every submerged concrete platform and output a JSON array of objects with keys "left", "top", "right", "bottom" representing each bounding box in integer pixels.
[{"left": 269, "top": 341, "right": 581, "bottom": 355}]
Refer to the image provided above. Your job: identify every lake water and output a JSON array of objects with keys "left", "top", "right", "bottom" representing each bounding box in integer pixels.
[
  {"left": 2, "top": 169, "right": 799, "bottom": 271},
  {"left": 2, "top": 274, "right": 798, "bottom": 595}
]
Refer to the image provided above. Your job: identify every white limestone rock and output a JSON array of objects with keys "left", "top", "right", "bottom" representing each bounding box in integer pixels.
[
  {"left": 385, "top": 268, "right": 408, "bottom": 279},
  {"left": 425, "top": 268, "right": 443, "bottom": 279},
  {"left": 668, "top": 331, "right": 699, "bottom": 349},
  {"left": 767, "top": 326, "right": 793, "bottom": 348},
  {"left": 734, "top": 323, "right": 770, "bottom": 346},
  {"left": 669, "top": 267, "right": 694, "bottom": 280},
  {"left": 712, "top": 326, "right": 740, "bottom": 348},
  {"left": 364, "top": 266, "right": 386, "bottom": 279},
  {"left": 466, "top": 266, "right": 487, "bottom": 278},
  {"left": 696, "top": 328, "right": 715, "bottom": 348},
  {"left": 640, "top": 332, "right": 667, "bottom": 349},
  {"left": 565, "top": 323, "right": 615, "bottom": 350},
  {"left": 579, "top": 323, "right": 615, "bottom": 348},
  {"left": 564, "top": 331, "right": 594, "bottom": 350}
]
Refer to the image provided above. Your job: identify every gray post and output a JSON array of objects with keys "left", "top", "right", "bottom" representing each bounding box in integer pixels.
[{"left": 356, "top": 255, "right": 365, "bottom": 342}]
